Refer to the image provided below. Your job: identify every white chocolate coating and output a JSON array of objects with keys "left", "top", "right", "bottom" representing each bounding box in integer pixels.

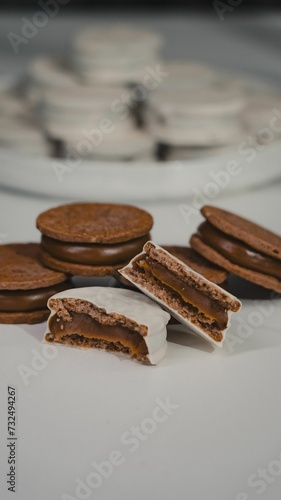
[
  {"left": 46, "top": 287, "right": 170, "bottom": 365},
  {"left": 120, "top": 242, "right": 242, "bottom": 348}
]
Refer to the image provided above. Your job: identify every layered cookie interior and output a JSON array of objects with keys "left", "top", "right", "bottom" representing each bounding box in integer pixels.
[
  {"left": 189, "top": 205, "right": 281, "bottom": 292},
  {"left": 192, "top": 222, "right": 281, "bottom": 281},
  {"left": 36, "top": 202, "right": 154, "bottom": 276},
  {"left": 119, "top": 241, "right": 241, "bottom": 346},
  {"left": 45, "top": 287, "right": 170, "bottom": 365},
  {"left": 0, "top": 242, "right": 70, "bottom": 324},
  {"left": 0, "top": 282, "right": 70, "bottom": 314},
  {"left": 41, "top": 234, "right": 151, "bottom": 267}
]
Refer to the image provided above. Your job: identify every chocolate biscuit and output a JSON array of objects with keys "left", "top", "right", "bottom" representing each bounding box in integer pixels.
[
  {"left": 190, "top": 206, "right": 281, "bottom": 292},
  {"left": 114, "top": 245, "right": 227, "bottom": 291},
  {"left": 119, "top": 241, "right": 241, "bottom": 347},
  {"left": 0, "top": 243, "right": 70, "bottom": 324},
  {"left": 45, "top": 287, "right": 170, "bottom": 365},
  {"left": 36, "top": 203, "right": 153, "bottom": 277}
]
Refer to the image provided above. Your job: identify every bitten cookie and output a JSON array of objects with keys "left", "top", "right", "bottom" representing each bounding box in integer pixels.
[
  {"left": 0, "top": 243, "right": 69, "bottom": 324},
  {"left": 45, "top": 287, "right": 170, "bottom": 365},
  {"left": 36, "top": 202, "right": 153, "bottom": 277},
  {"left": 114, "top": 245, "right": 228, "bottom": 290},
  {"left": 119, "top": 241, "right": 241, "bottom": 347},
  {"left": 190, "top": 205, "right": 281, "bottom": 292}
]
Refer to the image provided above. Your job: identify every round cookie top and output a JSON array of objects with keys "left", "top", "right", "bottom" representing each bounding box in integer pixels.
[
  {"left": 201, "top": 206, "right": 281, "bottom": 261},
  {"left": 0, "top": 243, "right": 67, "bottom": 290},
  {"left": 36, "top": 203, "right": 153, "bottom": 244}
]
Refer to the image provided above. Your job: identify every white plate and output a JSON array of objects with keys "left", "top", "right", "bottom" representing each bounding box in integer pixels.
[
  {"left": 1, "top": 72, "right": 281, "bottom": 202},
  {"left": 0, "top": 140, "right": 281, "bottom": 202}
]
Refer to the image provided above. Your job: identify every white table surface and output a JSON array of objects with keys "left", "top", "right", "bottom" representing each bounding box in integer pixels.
[{"left": 1, "top": 10, "right": 281, "bottom": 500}]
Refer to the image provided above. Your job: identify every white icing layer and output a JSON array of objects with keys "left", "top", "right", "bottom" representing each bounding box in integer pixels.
[{"left": 46, "top": 287, "right": 170, "bottom": 365}]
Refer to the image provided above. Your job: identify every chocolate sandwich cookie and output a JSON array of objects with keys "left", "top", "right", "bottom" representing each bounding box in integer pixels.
[
  {"left": 190, "top": 206, "right": 281, "bottom": 293},
  {"left": 114, "top": 245, "right": 227, "bottom": 290},
  {"left": 45, "top": 287, "right": 170, "bottom": 365},
  {"left": 0, "top": 243, "right": 70, "bottom": 324},
  {"left": 119, "top": 241, "right": 241, "bottom": 347},
  {"left": 36, "top": 203, "right": 153, "bottom": 277}
]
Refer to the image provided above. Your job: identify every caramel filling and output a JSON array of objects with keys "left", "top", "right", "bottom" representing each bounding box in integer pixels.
[
  {"left": 134, "top": 256, "right": 228, "bottom": 329},
  {"left": 0, "top": 282, "right": 71, "bottom": 313},
  {"left": 47, "top": 313, "right": 148, "bottom": 356},
  {"left": 198, "top": 222, "right": 281, "bottom": 280},
  {"left": 41, "top": 234, "right": 150, "bottom": 266}
]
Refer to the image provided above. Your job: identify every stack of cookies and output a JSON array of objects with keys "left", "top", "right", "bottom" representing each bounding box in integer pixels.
[
  {"left": 145, "top": 62, "right": 248, "bottom": 160},
  {"left": 38, "top": 85, "right": 155, "bottom": 162},
  {"left": 26, "top": 25, "right": 162, "bottom": 161},
  {"left": 2, "top": 24, "right": 281, "bottom": 163},
  {"left": 38, "top": 85, "right": 129, "bottom": 141}
]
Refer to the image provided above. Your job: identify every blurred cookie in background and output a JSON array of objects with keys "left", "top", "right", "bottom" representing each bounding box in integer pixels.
[{"left": 70, "top": 24, "right": 164, "bottom": 86}]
